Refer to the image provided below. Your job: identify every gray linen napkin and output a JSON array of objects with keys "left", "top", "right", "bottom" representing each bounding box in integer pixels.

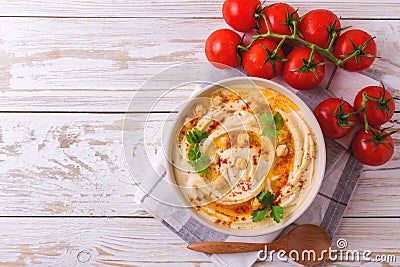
[{"left": 134, "top": 68, "right": 382, "bottom": 266}]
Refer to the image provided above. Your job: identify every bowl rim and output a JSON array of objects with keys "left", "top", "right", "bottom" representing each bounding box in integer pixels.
[{"left": 166, "top": 76, "right": 326, "bottom": 236}]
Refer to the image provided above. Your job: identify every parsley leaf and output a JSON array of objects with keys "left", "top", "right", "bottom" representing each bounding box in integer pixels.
[
  {"left": 262, "top": 126, "right": 275, "bottom": 137},
  {"left": 274, "top": 112, "right": 284, "bottom": 128},
  {"left": 260, "top": 112, "right": 284, "bottom": 137},
  {"left": 260, "top": 112, "right": 274, "bottom": 127},
  {"left": 262, "top": 128, "right": 281, "bottom": 137},
  {"left": 257, "top": 191, "right": 274, "bottom": 206},
  {"left": 187, "top": 146, "right": 198, "bottom": 161},
  {"left": 196, "top": 166, "right": 208, "bottom": 177},
  {"left": 186, "top": 129, "right": 210, "bottom": 177},
  {"left": 186, "top": 128, "right": 208, "bottom": 144},
  {"left": 260, "top": 112, "right": 282, "bottom": 138},
  {"left": 270, "top": 205, "right": 284, "bottom": 223},
  {"left": 188, "top": 152, "right": 210, "bottom": 177},
  {"left": 251, "top": 191, "right": 284, "bottom": 223},
  {"left": 251, "top": 208, "right": 268, "bottom": 222}
]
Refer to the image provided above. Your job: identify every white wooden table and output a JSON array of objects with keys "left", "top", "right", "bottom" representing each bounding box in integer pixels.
[{"left": 0, "top": 1, "right": 399, "bottom": 266}]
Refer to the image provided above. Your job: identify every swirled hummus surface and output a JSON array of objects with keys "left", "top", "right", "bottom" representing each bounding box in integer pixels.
[{"left": 171, "top": 87, "right": 317, "bottom": 230}]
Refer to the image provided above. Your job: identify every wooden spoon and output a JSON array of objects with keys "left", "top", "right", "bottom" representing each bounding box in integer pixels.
[{"left": 187, "top": 224, "right": 331, "bottom": 266}]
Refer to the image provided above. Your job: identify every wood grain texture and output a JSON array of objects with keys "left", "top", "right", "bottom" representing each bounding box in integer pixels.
[
  {"left": 0, "top": 113, "right": 399, "bottom": 216},
  {"left": 0, "top": 217, "right": 397, "bottom": 267},
  {"left": 0, "top": 113, "right": 137, "bottom": 216},
  {"left": 0, "top": 19, "right": 398, "bottom": 112},
  {"left": 0, "top": 0, "right": 399, "bottom": 19}
]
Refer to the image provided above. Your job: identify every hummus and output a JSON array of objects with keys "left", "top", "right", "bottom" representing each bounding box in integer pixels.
[{"left": 171, "top": 87, "right": 317, "bottom": 230}]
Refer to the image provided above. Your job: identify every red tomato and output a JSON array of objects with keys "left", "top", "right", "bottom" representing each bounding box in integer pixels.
[
  {"left": 205, "top": 29, "right": 241, "bottom": 68},
  {"left": 283, "top": 47, "right": 325, "bottom": 90},
  {"left": 242, "top": 38, "right": 284, "bottom": 79},
  {"left": 222, "top": 0, "right": 261, "bottom": 32},
  {"left": 354, "top": 86, "right": 395, "bottom": 126},
  {"left": 259, "top": 3, "right": 299, "bottom": 38},
  {"left": 333, "top": 29, "right": 377, "bottom": 72},
  {"left": 298, "top": 9, "right": 341, "bottom": 48},
  {"left": 352, "top": 128, "right": 394, "bottom": 166},
  {"left": 314, "top": 98, "right": 356, "bottom": 139}
]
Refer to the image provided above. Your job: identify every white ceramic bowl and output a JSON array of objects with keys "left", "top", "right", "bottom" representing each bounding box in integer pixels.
[{"left": 166, "top": 77, "right": 326, "bottom": 236}]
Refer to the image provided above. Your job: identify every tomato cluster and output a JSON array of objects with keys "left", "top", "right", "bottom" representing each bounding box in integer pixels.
[
  {"left": 204, "top": 1, "right": 396, "bottom": 166},
  {"left": 205, "top": 1, "right": 378, "bottom": 90},
  {"left": 314, "top": 86, "right": 397, "bottom": 166}
]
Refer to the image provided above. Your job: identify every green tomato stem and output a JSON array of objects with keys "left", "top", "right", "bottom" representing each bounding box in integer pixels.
[
  {"left": 255, "top": 31, "right": 344, "bottom": 65},
  {"left": 271, "top": 37, "right": 286, "bottom": 58},
  {"left": 252, "top": 13, "right": 366, "bottom": 69},
  {"left": 341, "top": 107, "right": 363, "bottom": 119},
  {"left": 362, "top": 92, "right": 371, "bottom": 132},
  {"left": 327, "top": 31, "right": 337, "bottom": 51},
  {"left": 337, "top": 93, "right": 372, "bottom": 132},
  {"left": 307, "top": 45, "right": 316, "bottom": 66}
]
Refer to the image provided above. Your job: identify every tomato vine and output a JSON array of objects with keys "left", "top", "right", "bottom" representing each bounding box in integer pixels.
[{"left": 246, "top": 16, "right": 376, "bottom": 69}]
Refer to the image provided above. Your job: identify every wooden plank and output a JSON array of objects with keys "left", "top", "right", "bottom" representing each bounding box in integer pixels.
[
  {"left": 0, "top": 217, "right": 397, "bottom": 266},
  {"left": 0, "top": 19, "right": 398, "bottom": 112},
  {"left": 0, "top": 217, "right": 211, "bottom": 266},
  {"left": 0, "top": 113, "right": 139, "bottom": 216},
  {"left": 0, "top": 1, "right": 399, "bottom": 19},
  {"left": 345, "top": 178, "right": 400, "bottom": 217},
  {"left": 0, "top": 113, "right": 399, "bottom": 217}
]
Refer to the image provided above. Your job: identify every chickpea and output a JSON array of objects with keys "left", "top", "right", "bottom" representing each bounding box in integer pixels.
[
  {"left": 219, "top": 136, "right": 230, "bottom": 149},
  {"left": 221, "top": 89, "right": 237, "bottom": 99},
  {"left": 212, "top": 153, "right": 220, "bottom": 165},
  {"left": 194, "top": 104, "right": 207, "bottom": 116},
  {"left": 184, "top": 117, "right": 193, "bottom": 128},
  {"left": 211, "top": 95, "right": 223, "bottom": 106},
  {"left": 277, "top": 129, "right": 288, "bottom": 143},
  {"left": 220, "top": 89, "right": 230, "bottom": 97},
  {"left": 242, "top": 172, "right": 251, "bottom": 181},
  {"left": 276, "top": 144, "right": 289, "bottom": 157},
  {"left": 235, "top": 157, "right": 247, "bottom": 170},
  {"left": 251, "top": 197, "right": 263, "bottom": 210},
  {"left": 237, "top": 133, "right": 249, "bottom": 146}
]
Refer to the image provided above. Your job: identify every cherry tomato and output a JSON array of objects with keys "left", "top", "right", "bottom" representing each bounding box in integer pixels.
[
  {"left": 298, "top": 9, "right": 341, "bottom": 48},
  {"left": 283, "top": 47, "right": 325, "bottom": 90},
  {"left": 242, "top": 38, "right": 284, "bottom": 80},
  {"left": 352, "top": 128, "right": 394, "bottom": 166},
  {"left": 354, "top": 86, "right": 395, "bottom": 126},
  {"left": 205, "top": 29, "right": 241, "bottom": 68},
  {"left": 222, "top": 0, "right": 261, "bottom": 32},
  {"left": 333, "top": 29, "right": 377, "bottom": 72},
  {"left": 259, "top": 3, "right": 299, "bottom": 38},
  {"left": 314, "top": 98, "right": 356, "bottom": 139}
]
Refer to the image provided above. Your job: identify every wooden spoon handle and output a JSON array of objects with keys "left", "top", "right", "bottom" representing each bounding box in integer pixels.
[{"left": 187, "top": 242, "right": 266, "bottom": 254}]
